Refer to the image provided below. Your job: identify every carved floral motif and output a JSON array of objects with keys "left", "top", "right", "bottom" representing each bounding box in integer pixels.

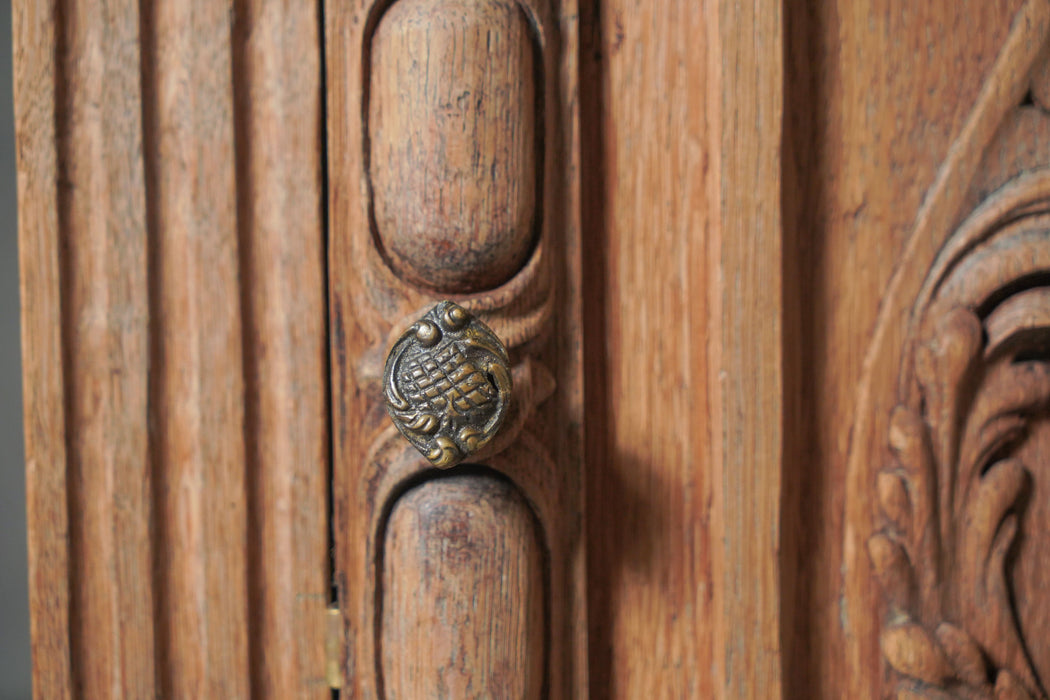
[{"left": 870, "top": 177, "right": 1050, "bottom": 700}]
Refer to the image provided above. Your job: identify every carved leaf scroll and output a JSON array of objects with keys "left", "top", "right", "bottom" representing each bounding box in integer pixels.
[
  {"left": 843, "top": 4, "right": 1050, "bottom": 697},
  {"left": 869, "top": 184, "right": 1050, "bottom": 700}
]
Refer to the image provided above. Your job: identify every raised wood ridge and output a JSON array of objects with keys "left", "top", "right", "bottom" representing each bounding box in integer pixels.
[{"left": 14, "top": 1, "right": 330, "bottom": 697}]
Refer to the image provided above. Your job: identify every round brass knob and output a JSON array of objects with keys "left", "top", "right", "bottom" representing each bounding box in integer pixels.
[{"left": 383, "top": 301, "right": 512, "bottom": 468}]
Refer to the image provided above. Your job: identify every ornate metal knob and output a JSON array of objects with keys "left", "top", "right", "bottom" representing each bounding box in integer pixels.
[{"left": 383, "top": 301, "right": 512, "bottom": 468}]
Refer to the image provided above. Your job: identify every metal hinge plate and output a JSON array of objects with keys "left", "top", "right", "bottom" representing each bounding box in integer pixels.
[{"left": 325, "top": 606, "right": 345, "bottom": 690}]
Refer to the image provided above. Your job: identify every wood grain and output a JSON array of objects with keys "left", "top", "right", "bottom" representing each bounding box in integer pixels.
[
  {"left": 580, "top": 0, "right": 782, "bottom": 696},
  {"left": 232, "top": 0, "right": 330, "bottom": 696},
  {"left": 14, "top": 1, "right": 73, "bottom": 696},
  {"left": 859, "top": 181, "right": 1050, "bottom": 699},
  {"left": 142, "top": 1, "right": 251, "bottom": 696},
  {"left": 781, "top": 1, "right": 1030, "bottom": 697},
  {"left": 710, "top": 0, "right": 783, "bottom": 694},
  {"left": 843, "top": 5, "right": 1050, "bottom": 691},
  {"left": 326, "top": 0, "right": 584, "bottom": 695},
  {"left": 20, "top": 0, "right": 326, "bottom": 697},
  {"left": 17, "top": 0, "right": 159, "bottom": 695},
  {"left": 381, "top": 474, "right": 545, "bottom": 699},
  {"left": 370, "top": 0, "right": 538, "bottom": 293},
  {"left": 57, "top": 0, "right": 157, "bottom": 694},
  {"left": 22, "top": 1, "right": 1039, "bottom": 697},
  {"left": 580, "top": 0, "right": 714, "bottom": 694}
]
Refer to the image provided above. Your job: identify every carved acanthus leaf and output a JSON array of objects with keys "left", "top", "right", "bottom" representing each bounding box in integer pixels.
[{"left": 872, "top": 285, "right": 1050, "bottom": 700}]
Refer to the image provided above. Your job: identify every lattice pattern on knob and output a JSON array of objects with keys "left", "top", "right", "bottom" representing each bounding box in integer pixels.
[{"left": 384, "top": 301, "right": 512, "bottom": 468}]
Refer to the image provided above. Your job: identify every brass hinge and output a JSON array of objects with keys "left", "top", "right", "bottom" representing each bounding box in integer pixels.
[{"left": 325, "top": 606, "right": 346, "bottom": 690}]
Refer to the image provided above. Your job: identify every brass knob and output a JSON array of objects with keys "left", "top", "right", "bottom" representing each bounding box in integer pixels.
[{"left": 383, "top": 301, "right": 512, "bottom": 468}]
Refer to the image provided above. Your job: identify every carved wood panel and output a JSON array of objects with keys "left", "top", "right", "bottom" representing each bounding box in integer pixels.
[
  {"left": 324, "top": 0, "right": 585, "bottom": 695},
  {"left": 13, "top": 1, "right": 330, "bottom": 696},
  {"left": 846, "top": 2, "right": 1050, "bottom": 697}
]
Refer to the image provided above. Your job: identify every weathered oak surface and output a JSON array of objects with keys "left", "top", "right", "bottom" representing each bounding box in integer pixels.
[
  {"left": 20, "top": 1, "right": 1050, "bottom": 699},
  {"left": 381, "top": 474, "right": 545, "bottom": 699},
  {"left": 783, "top": 1, "right": 1049, "bottom": 698},
  {"left": 15, "top": 1, "right": 329, "bottom": 697},
  {"left": 326, "top": 0, "right": 585, "bottom": 696},
  {"left": 370, "top": 0, "right": 538, "bottom": 293},
  {"left": 580, "top": 0, "right": 783, "bottom": 696}
]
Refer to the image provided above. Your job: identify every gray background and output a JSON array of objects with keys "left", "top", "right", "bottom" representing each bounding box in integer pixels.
[{"left": 2, "top": 1, "right": 34, "bottom": 697}]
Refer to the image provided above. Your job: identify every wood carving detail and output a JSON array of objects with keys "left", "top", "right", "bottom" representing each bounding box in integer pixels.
[
  {"left": 356, "top": 0, "right": 558, "bottom": 464},
  {"left": 842, "top": 6, "right": 1050, "bottom": 697},
  {"left": 380, "top": 470, "right": 547, "bottom": 698},
  {"left": 326, "top": 0, "right": 583, "bottom": 694},
  {"left": 369, "top": 0, "right": 540, "bottom": 293},
  {"left": 870, "top": 177, "right": 1050, "bottom": 700}
]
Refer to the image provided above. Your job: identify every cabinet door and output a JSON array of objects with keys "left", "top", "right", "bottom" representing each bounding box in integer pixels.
[
  {"left": 324, "top": 2, "right": 588, "bottom": 696},
  {"left": 18, "top": 1, "right": 1050, "bottom": 699},
  {"left": 322, "top": 0, "right": 782, "bottom": 696}
]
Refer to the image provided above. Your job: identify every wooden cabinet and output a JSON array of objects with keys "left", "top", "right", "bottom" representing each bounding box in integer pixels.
[{"left": 15, "top": 1, "right": 1050, "bottom": 698}]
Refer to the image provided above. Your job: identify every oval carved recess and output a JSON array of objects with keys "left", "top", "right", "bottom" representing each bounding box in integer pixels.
[
  {"left": 866, "top": 173, "right": 1050, "bottom": 700},
  {"left": 380, "top": 472, "right": 546, "bottom": 699},
  {"left": 369, "top": 0, "right": 540, "bottom": 293}
]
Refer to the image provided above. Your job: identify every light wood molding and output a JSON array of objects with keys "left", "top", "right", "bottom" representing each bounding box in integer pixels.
[{"left": 381, "top": 471, "right": 546, "bottom": 697}]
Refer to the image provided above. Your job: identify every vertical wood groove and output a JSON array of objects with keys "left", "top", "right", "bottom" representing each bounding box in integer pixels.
[
  {"left": 19, "top": 1, "right": 329, "bottom": 697},
  {"left": 15, "top": 0, "right": 73, "bottom": 695},
  {"left": 55, "top": 0, "right": 157, "bottom": 695},
  {"left": 233, "top": 0, "right": 329, "bottom": 695},
  {"left": 141, "top": 1, "right": 250, "bottom": 696}
]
